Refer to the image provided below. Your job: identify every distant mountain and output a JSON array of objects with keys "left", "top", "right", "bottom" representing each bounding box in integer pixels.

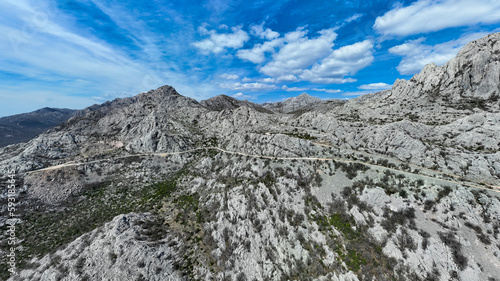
[
  {"left": 200, "top": 94, "right": 273, "bottom": 113},
  {"left": 0, "top": 107, "right": 76, "bottom": 148},
  {"left": 262, "top": 93, "right": 324, "bottom": 113}
]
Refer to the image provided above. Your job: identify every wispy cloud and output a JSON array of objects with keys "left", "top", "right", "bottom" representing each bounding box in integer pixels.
[
  {"left": 312, "top": 88, "right": 341, "bottom": 93},
  {"left": 219, "top": 82, "right": 278, "bottom": 91},
  {"left": 374, "top": 0, "right": 500, "bottom": 37},
  {"left": 282, "top": 85, "right": 308, "bottom": 91},
  {"left": 281, "top": 86, "right": 341, "bottom": 93},
  {"left": 345, "top": 13, "right": 363, "bottom": 23},
  {"left": 0, "top": 0, "right": 223, "bottom": 116},
  {"left": 358, "top": 82, "right": 391, "bottom": 90}
]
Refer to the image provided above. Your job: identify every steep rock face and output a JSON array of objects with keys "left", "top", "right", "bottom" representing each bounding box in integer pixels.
[{"left": 338, "top": 33, "right": 500, "bottom": 124}]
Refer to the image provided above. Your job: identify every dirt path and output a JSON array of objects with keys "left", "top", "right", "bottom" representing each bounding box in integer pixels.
[{"left": 24, "top": 145, "right": 500, "bottom": 194}]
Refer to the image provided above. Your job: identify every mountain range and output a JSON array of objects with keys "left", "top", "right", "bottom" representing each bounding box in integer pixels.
[
  {"left": 0, "top": 108, "right": 75, "bottom": 148},
  {"left": 0, "top": 33, "right": 500, "bottom": 281}
]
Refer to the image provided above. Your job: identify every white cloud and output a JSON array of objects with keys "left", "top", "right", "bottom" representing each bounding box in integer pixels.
[
  {"left": 219, "top": 73, "right": 239, "bottom": 79},
  {"left": 358, "top": 82, "right": 392, "bottom": 90},
  {"left": 193, "top": 26, "right": 249, "bottom": 54},
  {"left": 389, "top": 32, "right": 488, "bottom": 75},
  {"left": 242, "top": 77, "right": 252, "bottom": 82},
  {"left": 233, "top": 92, "right": 252, "bottom": 99},
  {"left": 0, "top": 0, "right": 226, "bottom": 116},
  {"left": 282, "top": 85, "right": 309, "bottom": 91},
  {"left": 0, "top": 2, "right": 150, "bottom": 91},
  {"left": 236, "top": 37, "right": 284, "bottom": 63},
  {"left": 374, "top": 0, "right": 500, "bottom": 36},
  {"left": 219, "top": 82, "right": 278, "bottom": 91},
  {"left": 312, "top": 88, "right": 341, "bottom": 93},
  {"left": 250, "top": 22, "right": 280, "bottom": 40},
  {"left": 276, "top": 75, "right": 298, "bottom": 82},
  {"left": 345, "top": 13, "right": 363, "bottom": 23},
  {"left": 341, "top": 91, "right": 373, "bottom": 97},
  {"left": 239, "top": 27, "right": 372, "bottom": 84},
  {"left": 260, "top": 28, "right": 338, "bottom": 77},
  {"left": 300, "top": 40, "right": 374, "bottom": 84},
  {"left": 260, "top": 77, "right": 276, "bottom": 83},
  {"left": 281, "top": 86, "right": 341, "bottom": 94}
]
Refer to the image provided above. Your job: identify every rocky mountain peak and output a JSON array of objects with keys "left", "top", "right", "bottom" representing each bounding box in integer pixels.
[
  {"left": 286, "top": 92, "right": 321, "bottom": 103},
  {"left": 263, "top": 92, "right": 323, "bottom": 113},
  {"left": 140, "top": 85, "right": 180, "bottom": 98},
  {"left": 200, "top": 94, "right": 272, "bottom": 113},
  {"left": 391, "top": 32, "right": 500, "bottom": 105},
  {"left": 200, "top": 94, "right": 244, "bottom": 110}
]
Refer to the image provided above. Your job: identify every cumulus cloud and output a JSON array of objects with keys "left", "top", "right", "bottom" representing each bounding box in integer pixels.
[
  {"left": 250, "top": 22, "right": 280, "bottom": 40},
  {"left": 233, "top": 92, "right": 252, "bottom": 99},
  {"left": 281, "top": 85, "right": 341, "bottom": 93},
  {"left": 282, "top": 85, "right": 309, "bottom": 91},
  {"left": 219, "top": 73, "right": 239, "bottom": 79},
  {"left": 236, "top": 27, "right": 372, "bottom": 84},
  {"left": 299, "top": 40, "right": 374, "bottom": 84},
  {"left": 389, "top": 32, "right": 488, "bottom": 75},
  {"left": 260, "top": 28, "right": 338, "bottom": 78},
  {"left": 374, "top": 0, "right": 500, "bottom": 36},
  {"left": 219, "top": 82, "right": 277, "bottom": 91},
  {"left": 260, "top": 77, "right": 276, "bottom": 83},
  {"left": 193, "top": 26, "right": 249, "bottom": 54},
  {"left": 358, "top": 82, "right": 392, "bottom": 90},
  {"left": 276, "top": 75, "right": 298, "bottom": 82},
  {"left": 236, "top": 37, "right": 284, "bottom": 63},
  {"left": 312, "top": 88, "right": 341, "bottom": 93}
]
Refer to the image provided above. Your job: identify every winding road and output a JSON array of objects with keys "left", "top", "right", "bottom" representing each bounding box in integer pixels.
[{"left": 23, "top": 143, "right": 500, "bottom": 194}]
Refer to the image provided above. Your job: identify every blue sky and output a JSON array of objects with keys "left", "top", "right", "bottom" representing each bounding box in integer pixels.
[{"left": 1, "top": 0, "right": 500, "bottom": 116}]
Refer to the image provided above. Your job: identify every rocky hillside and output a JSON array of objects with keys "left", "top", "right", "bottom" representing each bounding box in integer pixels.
[
  {"left": 0, "top": 108, "right": 75, "bottom": 148},
  {"left": 263, "top": 93, "right": 325, "bottom": 113},
  {"left": 1, "top": 33, "right": 500, "bottom": 281},
  {"left": 200, "top": 95, "right": 272, "bottom": 114}
]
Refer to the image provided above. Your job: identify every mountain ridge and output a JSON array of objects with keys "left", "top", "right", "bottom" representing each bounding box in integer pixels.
[{"left": 0, "top": 107, "right": 76, "bottom": 148}]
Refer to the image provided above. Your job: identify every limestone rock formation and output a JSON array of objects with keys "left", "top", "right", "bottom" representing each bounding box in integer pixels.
[{"left": 263, "top": 93, "right": 324, "bottom": 113}]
